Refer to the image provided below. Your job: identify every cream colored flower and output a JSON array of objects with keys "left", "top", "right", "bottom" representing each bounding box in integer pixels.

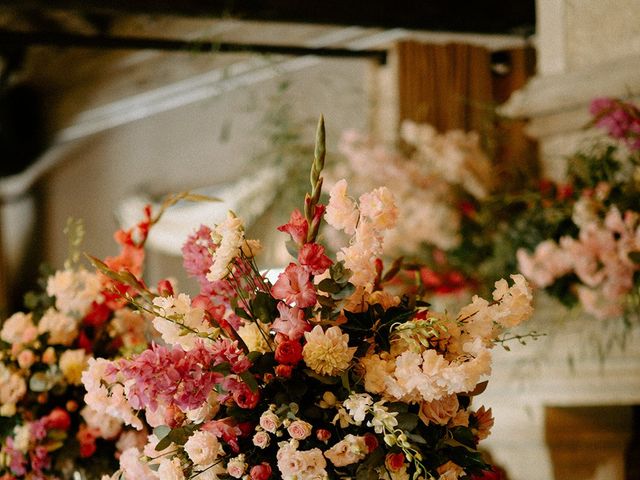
[
  {"left": 324, "top": 434, "right": 367, "bottom": 467},
  {"left": 437, "top": 461, "right": 465, "bottom": 480},
  {"left": 152, "top": 294, "right": 214, "bottom": 350},
  {"left": 303, "top": 326, "right": 356, "bottom": 377},
  {"left": 38, "top": 308, "right": 79, "bottom": 346},
  {"left": 359, "top": 186, "right": 398, "bottom": 231},
  {"left": 1, "top": 312, "right": 36, "bottom": 345},
  {"left": 184, "top": 430, "right": 221, "bottom": 466},
  {"left": 418, "top": 394, "right": 459, "bottom": 426},
  {"left": 157, "top": 456, "right": 185, "bottom": 480},
  {"left": 0, "top": 363, "right": 26, "bottom": 409},
  {"left": 325, "top": 179, "right": 359, "bottom": 235},
  {"left": 81, "top": 406, "right": 122, "bottom": 440},
  {"left": 238, "top": 322, "right": 271, "bottom": 353},
  {"left": 59, "top": 349, "right": 89, "bottom": 385},
  {"left": 207, "top": 212, "right": 245, "bottom": 281},
  {"left": 46, "top": 268, "right": 102, "bottom": 318}
]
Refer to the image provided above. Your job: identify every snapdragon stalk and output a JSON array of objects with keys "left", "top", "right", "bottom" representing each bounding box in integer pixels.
[{"left": 304, "top": 115, "right": 326, "bottom": 244}]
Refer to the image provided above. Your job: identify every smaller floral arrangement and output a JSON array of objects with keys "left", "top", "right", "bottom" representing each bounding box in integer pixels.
[
  {"left": 0, "top": 202, "right": 174, "bottom": 478},
  {"left": 516, "top": 97, "right": 640, "bottom": 320},
  {"left": 85, "top": 118, "right": 533, "bottom": 480},
  {"left": 329, "top": 121, "right": 494, "bottom": 298}
]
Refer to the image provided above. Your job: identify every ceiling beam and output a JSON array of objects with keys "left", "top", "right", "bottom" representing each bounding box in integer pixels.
[
  {"left": 0, "top": 30, "right": 387, "bottom": 63},
  {"left": 0, "top": 0, "right": 535, "bottom": 35}
]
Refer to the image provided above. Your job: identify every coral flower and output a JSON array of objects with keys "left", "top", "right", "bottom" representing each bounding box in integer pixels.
[{"left": 271, "top": 263, "right": 317, "bottom": 308}]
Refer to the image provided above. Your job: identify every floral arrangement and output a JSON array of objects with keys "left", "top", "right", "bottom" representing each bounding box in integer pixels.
[
  {"left": 84, "top": 118, "right": 533, "bottom": 480},
  {"left": 515, "top": 97, "right": 640, "bottom": 320},
  {"left": 0, "top": 209, "right": 156, "bottom": 478}
]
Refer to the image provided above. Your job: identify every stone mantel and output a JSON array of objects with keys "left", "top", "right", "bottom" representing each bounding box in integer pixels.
[
  {"left": 497, "top": 52, "right": 640, "bottom": 181},
  {"left": 480, "top": 296, "right": 640, "bottom": 480}
]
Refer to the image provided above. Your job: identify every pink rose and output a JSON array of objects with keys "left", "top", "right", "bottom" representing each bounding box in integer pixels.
[
  {"left": 17, "top": 349, "right": 36, "bottom": 369},
  {"left": 287, "top": 420, "right": 312, "bottom": 440},
  {"left": 227, "top": 457, "right": 247, "bottom": 478},
  {"left": 259, "top": 412, "right": 280, "bottom": 433},
  {"left": 250, "top": 462, "right": 272, "bottom": 480},
  {"left": 252, "top": 431, "right": 271, "bottom": 449}
]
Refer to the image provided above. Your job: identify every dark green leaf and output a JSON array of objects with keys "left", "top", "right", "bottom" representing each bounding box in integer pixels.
[
  {"left": 234, "top": 307, "right": 251, "bottom": 321},
  {"left": 211, "top": 362, "right": 231, "bottom": 374},
  {"left": 252, "top": 291, "right": 278, "bottom": 323},
  {"left": 303, "top": 368, "right": 340, "bottom": 384},
  {"left": 395, "top": 412, "right": 419, "bottom": 432},
  {"left": 239, "top": 370, "right": 259, "bottom": 392}
]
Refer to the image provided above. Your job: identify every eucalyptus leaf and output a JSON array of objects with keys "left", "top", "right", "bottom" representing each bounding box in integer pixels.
[{"left": 153, "top": 425, "right": 171, "bottom": 441}]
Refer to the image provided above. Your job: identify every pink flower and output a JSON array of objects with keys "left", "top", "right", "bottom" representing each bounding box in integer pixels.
[
  {"left": 252, "top": 431, "right": 271, "bottom": 449},
  {"left": 29, "top": 446, "right": 51, "bottom": 473},
  {"left": 316, "top": 428, "right": 331, "bottom": 443},
  {"left": 277, "top": 209, "right": 308, "bottom": 247},
  {"left": 272, "top": 303, "right": 310, "bottom": 341},
  {"left": 43, "top": 407, "right": 71, "bottom": 431},
  {"left": 232, "top": 382, "right": 260, "bottom": 409},
  {"left": 298, "top": 243, "right": 333, "bottom": 275},
  {"left": 201, "top": 419, "right": 243, "bottom": 453},
  {"left": 590, "top": 97, "right": 640, "bottom": 150},
  {"left": 271, "top": 263, "right": 316, "bottom": 308},
  {"left": 250, "top": 462, "right": 272, "bottom": 480},
  {"left": 287, "top": 420, "right": 312, "bottom": 440},
  {"left": 182, "top": 225, "right": 216, "bottom": 286},
  {"left": 77, "top": 423, "right": 98, "bottom": 458},
  {"left": 117, "top": 339, "right": 250, "bottom": 414}
]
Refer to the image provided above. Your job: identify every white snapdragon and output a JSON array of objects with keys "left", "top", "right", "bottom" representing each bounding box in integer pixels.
[{"left": 207, "top": 212, "right": 245, "bottom": 281}]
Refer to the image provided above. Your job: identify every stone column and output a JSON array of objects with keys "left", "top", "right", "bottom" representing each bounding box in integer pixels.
[{"left": 500, "top": 0, "right": 640, "bottom": 181}]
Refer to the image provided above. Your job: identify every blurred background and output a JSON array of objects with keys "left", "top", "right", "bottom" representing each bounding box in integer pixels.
[{"left": 0, "top": 1, "right": 638, "bottom": 479}]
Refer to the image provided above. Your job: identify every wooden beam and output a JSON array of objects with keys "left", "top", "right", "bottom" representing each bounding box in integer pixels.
[
  {"left": 0, "top": 30, "right": 388, "bottom": 63},
  {"left": 0, "top": 0, "right": 535, "bottom": 34}
]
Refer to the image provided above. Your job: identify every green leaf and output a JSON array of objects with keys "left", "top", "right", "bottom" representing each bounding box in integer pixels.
[
  {"left": 331, "top": 282, "right": 355, "bottom": 300},
  {"left": 395, "top": 412, "right": 419, "bottom": 432},
  {"left": 239, "top": 370, "right": 259, "bottom": 393},
  {"left": 318, "top": 278, "right": 341, "bottom": 294},
  {"left": 211, "top": 362, "right": 232, "bottom": 374},
  {"left": 285, "top": 239, "right": 299, "bottom": 258},
  {"left": 330, "top": 261, "right": 352, "bottom": 283},
  {"left": 247, "top": 351, "right": 262, "bottom": 362},
  {"left": 629, "top": 251, "right": 640, "bottom": 264},
  {"left": 252, "top": 291, "right": 278, "bottom": 323},
  {"left": 154, "top": 434, "right": 173, "bottom": 452},
  {"left": 153, "top": 425, "right": 171, "bottom": 441},
  {"left": 303, "top": 368, "right": 340, "bottom": 385},
  {"left": 29, "top": 371, "right": 56, "bottom": 392},
  {"left": 234, "top": 307, "right": 251, "bottom": 320},
  {"left": 451, "top": 426, "right": 477, "bottom": 449},
  {"left": 340, "top": 371, "right": 350, "bottom": 390}
]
